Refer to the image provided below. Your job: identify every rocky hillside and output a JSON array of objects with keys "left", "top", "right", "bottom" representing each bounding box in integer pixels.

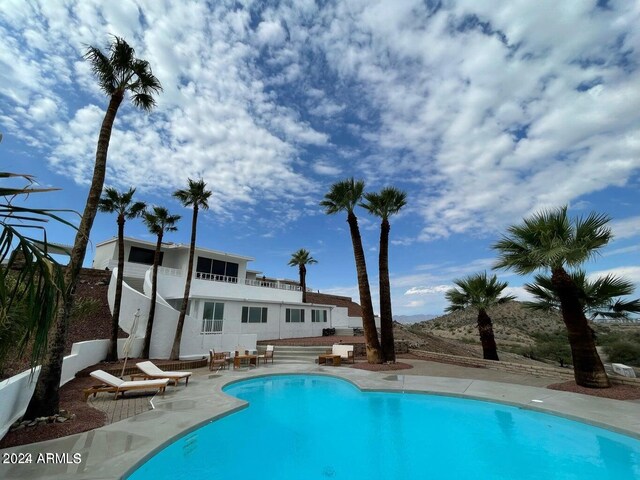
[{"left": 406, "top": 301, "right": 565, "bottom": 349}]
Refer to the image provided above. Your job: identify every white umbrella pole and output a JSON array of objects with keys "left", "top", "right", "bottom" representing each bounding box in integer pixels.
[{"left": 120, "top": 309, "right": 141, "bottom": 379}]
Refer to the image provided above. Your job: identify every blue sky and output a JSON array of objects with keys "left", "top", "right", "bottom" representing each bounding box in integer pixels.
[{"left": 1, "top": 0, "right": 639, "bottom": 316}]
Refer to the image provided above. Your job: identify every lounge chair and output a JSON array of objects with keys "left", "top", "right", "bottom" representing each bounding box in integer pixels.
[
  {"left": 84, "top": 370, "right": 169, "bottom": 400},
  {"left": 135, "top": 361, "right": 193, "bottom": 386},
  {"left": 209, "top": 349, "right": 229, "bottom": 371},
  {"left": 257, "top": 345, "right": 274, "bottom": 364},
  {"left": 331, "top": 344, "right": 355, "bottom": 364}
]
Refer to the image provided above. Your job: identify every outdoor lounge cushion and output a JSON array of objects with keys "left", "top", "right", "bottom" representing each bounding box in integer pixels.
[
  {"left": 86, "top": 369, "right": 169, "bottom": 400},
  {"left": 136, "top": 361, "right": 192, "bottom": 385},
  {"left": 331, "top": 344, "right": 355, "bottom": 363}
]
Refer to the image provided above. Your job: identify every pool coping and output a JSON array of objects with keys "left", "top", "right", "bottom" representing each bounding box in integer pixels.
[{"left": 1, "top": 364, "right": 639, "bottom": 479}]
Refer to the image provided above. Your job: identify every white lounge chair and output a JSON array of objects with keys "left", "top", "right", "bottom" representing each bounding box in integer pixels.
[
  {"left": 84, "top": 370, "right": 169, "bottom": 400},
  {"left": 257, "top": 345, "right": 274, "bottom": 364},
  {"left": 135, "top": 361, "right": 193, "bottom": 386},
  {"left": 331, "top": 344, "right": 355, "bottom": 364}
]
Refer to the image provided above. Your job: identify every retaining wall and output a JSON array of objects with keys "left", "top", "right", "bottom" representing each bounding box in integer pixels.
[{"left": 410, "top": 349, "right": 640, "bottom": 386}]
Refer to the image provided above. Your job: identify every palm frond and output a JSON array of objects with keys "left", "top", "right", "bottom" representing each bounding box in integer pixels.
[
  {"left": 321, "top": 178, "right": 365, "bottom": 215},
  {"left": 173, "top": 178, "right": 212, "bottom": 210}
]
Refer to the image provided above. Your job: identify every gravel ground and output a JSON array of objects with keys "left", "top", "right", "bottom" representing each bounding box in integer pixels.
[
  {"left": 0, "top": 377, "right": 107, "bottom": 449},
  {"left": 547, "top": 381, "right": 640, "bottom": 400},
  {"left": 350, "top": 361, "right": 413, "bottom": 371}
]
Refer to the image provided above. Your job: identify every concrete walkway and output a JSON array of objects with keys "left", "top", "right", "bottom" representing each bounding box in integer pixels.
[{"left": 1, "top": 360, "right": 639, "bottom": 479}]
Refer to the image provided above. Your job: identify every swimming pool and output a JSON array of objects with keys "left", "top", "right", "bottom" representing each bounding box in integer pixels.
[{"left": 128, "top": 374, "right": 640, "bottom": 479}]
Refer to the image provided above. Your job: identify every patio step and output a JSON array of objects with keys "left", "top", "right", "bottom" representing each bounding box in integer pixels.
[
  {"left": 257, "top": 345, "right": 330, "bottom": 364},
  {"left": 334, "top": 328, "right": 354, "bottom": 336}
]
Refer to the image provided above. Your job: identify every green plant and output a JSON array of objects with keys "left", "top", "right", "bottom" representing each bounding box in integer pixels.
[{"left": 603, "top": 341, "right": 640, "bottom": 367}]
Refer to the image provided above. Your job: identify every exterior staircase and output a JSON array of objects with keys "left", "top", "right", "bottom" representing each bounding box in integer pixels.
[
  {"left": 334, "top": 327, "right": 354, "bottom": 336},
  {"left": 257, "top": 345, "right": 330, "bottom": 364}
]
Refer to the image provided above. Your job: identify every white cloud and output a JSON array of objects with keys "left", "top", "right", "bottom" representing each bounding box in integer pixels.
[
  {"left": 1, "top": 0, "right": 639, "bottom": 240},
  {"left": 256, "top": 21, "right": 286, "bottom": 46},
  {"left": 589, "top": 266, "right": 640, "bottom": 285},
  {"left": 610, "top": 216, "right": 640, "bottom": 241},
  {"left": 312, "top": 162, "right": 342, "bottom": 176},
  {"left": 405, "top": 285, "right": 450, "bottom": 295}
]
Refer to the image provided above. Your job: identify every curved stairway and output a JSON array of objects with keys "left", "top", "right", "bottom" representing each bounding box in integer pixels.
[{"left": 256, "top": 345, "right": 330, "bottom": 364}]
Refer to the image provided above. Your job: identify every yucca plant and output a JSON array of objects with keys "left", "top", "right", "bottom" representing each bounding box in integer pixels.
[{"left": 0, "top": 170, "right": 75, "bottom": 373}]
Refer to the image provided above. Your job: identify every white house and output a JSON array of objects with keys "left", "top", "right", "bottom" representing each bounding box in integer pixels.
[{"left": 92, "top": 237, "right": 367, "bottom": 359}]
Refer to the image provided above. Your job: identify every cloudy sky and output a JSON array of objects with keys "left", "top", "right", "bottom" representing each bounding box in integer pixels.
[{"left": 1, "top": 0, "right": 639, "bottom": 316}]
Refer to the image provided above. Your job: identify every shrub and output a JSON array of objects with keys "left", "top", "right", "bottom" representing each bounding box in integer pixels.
[{"left": 603, "top": 340, "right": 640, "bottom": 367}]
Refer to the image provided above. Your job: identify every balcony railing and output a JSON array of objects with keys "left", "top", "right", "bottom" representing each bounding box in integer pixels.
[
  {"left": 244, "top": 279, "right": 302, "bottom": 292},
  {"left": 195, "top": 272, "right": 238, "bottom": 283},
  {"left": 194, "top": 270, "right": 302, "bottom": 292}
]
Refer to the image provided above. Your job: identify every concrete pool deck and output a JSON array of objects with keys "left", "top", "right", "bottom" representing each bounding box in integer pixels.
[{"left": 1, "top": 361, "right": 639, "bottom": 479}]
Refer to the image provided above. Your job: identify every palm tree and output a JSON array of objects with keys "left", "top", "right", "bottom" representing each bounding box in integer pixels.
[
  {"left": 361, "top": 187, "right": 407, "bottom": 363},
  {"left": 524, "top": 270, "right": 640, "bottom": 320},
  {"left": 170, "top": 179, "right": 211, "bottom": 360},
  {"left": 445, "top": 272, "right": 515, "bottom": 361},
  {"left": 98, "top": 187, "right": 146, "bottom": 361},
  {"left": 493, "top": 206, "right": 612, "bottom": 388},
  {"left": 288, "top": 249, "right": 317, "bottom": 303},
  {"left": 321, "top": 178, "right": 382, "bottom": 363},
  {"left": 26, "top": 37, "right": 161, "bottom": 418},
  {"left": 142, "top": 206, "right": 180, "bottom": 359}
]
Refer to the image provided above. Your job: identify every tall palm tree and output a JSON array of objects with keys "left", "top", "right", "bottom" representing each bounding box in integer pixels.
[
  {"left": 361, "top": 187, "right": 407, "bottom": 363},
  {"left": 288, "top": 249, "right": 317, "bottom": 303},
  {"left": 445, "top": 272, "right": 515, "bottom": 361},
  {"left": 524, "top": 270, "right": 640, "bottom": 320},
  {"left": 141, "top": 206, "right": 180, "bottom": 359},
  {"left": 98, "top": 187, "right": 146, "bottom": 361},
  {"left": 170, "top": 179, "right": 211, "bottom": 360},
  {"left": 321, "top": 178, "right": 382, "bottom": 363},
  {"left": 493, "top": 206, "right": 612, "bottom": 388},
  {"left": 26, "top": 37, "right": 161, "bottom": 418}
]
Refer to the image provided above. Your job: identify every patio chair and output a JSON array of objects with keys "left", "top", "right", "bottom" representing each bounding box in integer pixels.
[
  {"left": 257, "top": 345, "right": 274, "bottom": 364},
  {"left": 84, "top": 370, "right": 169, "bottom": 401},
  {"left": 209, "top": 349, "right": 229, "bottom": 371},
  {"left": 135, "top": 361, "right": 193, "bottom": 386}
]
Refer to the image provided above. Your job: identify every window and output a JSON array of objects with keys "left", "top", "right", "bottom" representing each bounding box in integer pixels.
[
  {"left": 128, "top": 246, "right": 162, "bottom": 265},
  {"left": 202, "top": 302, "right": 224, "bottom": 334},
  {"left": 312, "top": 309, "right": 327, "bottom": 323},
  {"left": 285, "top": 308, "right": 305, "bottom": 323},
  {"left": 242, "top": 306, "right": 268, "bottom": 323},
  {"left": 196, "top": 256, "right": 239, "bottom": 281}
]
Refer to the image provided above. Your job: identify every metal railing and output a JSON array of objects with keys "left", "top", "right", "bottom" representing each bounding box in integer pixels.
[{"left": 201, "top": 319, "right": 223, "bottom": 334}]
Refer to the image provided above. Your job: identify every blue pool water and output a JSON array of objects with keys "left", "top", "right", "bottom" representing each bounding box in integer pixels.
[{"left": 128, "top": 375, "right": 640, "bottom": 479}]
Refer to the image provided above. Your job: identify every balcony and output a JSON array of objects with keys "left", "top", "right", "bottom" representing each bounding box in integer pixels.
[
  {"left": 194, "top": 271, "right": 301, "bottom": 291},
  {"left": 244, "top": 279, "right": 302, "bottom": 291}
]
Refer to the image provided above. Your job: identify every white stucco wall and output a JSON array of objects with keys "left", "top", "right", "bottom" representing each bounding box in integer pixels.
[
  {"left": 92, "top": 241, "right": 116, "bottom": 269},
  {"left": 0, "top": 336, "right": 144, "bottom": 441}
]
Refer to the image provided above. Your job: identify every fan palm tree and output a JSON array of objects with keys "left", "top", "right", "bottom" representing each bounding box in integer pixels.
[
  {"left": 361, "top": 187, "right": 407, "bottom": 363},
  {"left": 288, "top": 249, "right": 317, "bottom": 303},
  {"left": 524, "top": 270, "right": 640, "bottom": 320},
  {"left": 321, "top": 178, "right": 382, "bottom": 363},
  {"left": 170, "top": 179, "right": 211, "bottom": 360},
  {"left": 98, "top": 187, "right": 146, "bottom": 361},
  {"left": 445, "top": 272, "right": 515, "bottom": 361},
  {"left": 141, "top": 207, "right": 180, "bottom": 359},
  {"left": 26, "top": 37, "right": 161, "bottom": 418},
  {"left": 493, "top": 206, "right": 612, "bottom": 388}
]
